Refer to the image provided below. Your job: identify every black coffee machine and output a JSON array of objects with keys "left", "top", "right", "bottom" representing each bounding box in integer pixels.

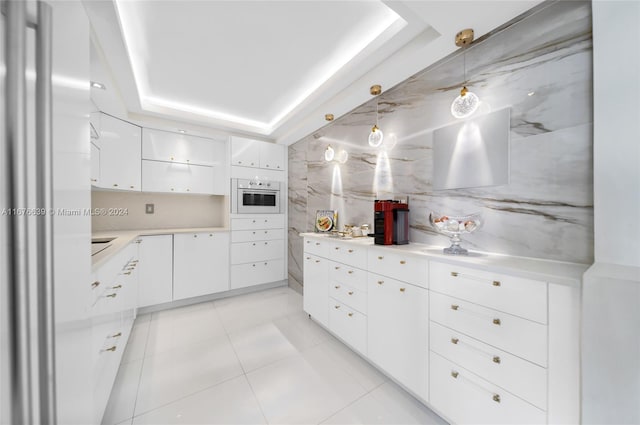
[{"left": 374, "top": 200, "right": 409, "bottom": 245}]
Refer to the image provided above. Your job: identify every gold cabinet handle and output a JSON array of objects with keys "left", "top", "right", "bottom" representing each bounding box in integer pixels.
[
  {"left": 348, "top": 249, "right": 353, "bottom": 253},
  {"left": 126, "top": 267, "right": 135, "bottom": 271},
  {"left": 101, "top": 346, "right": 117, "bottom": 353},
  {"left": 264, "top": 242, "right": 268, "bottom": 245},
  {"left": 348, "top": 291, "right": 354, "bottom": 295},
  {"left": 315, "top": 260, "right": 320, "bottom": 263},
  {"left": 170, "top": 188, "right": 174, "bottom": 191},
  {"left": 451, "top": 304, "right": 459, "bottom": 311},
  {"left": 493, "top": 356, "right": 501, "bottom": 364},
  {"left": 194, "top": 234, "right": 198, "bottom": 238},
  {"left": 400, "top": 260, "right": 406, "bottom": 265},
  {"left": 334, "top": 305, "right": 340, "bottom": 309},
  {"left": 315, "top": 242, "right": 320, "bottom": 246},
  {"left": 112, "top": 284, "right": 122, "bottom": 289},
  {"left": 493, "top": 394, "right": 501, "bottom": 403},
  {"left": 335, "top": 247, "right": 340, "bottom": 250},
  {"left": 377, "top": 256, "right": 383, "bottom": 260},
  {"left": 91, "top": 281, "right": 100, "bottom": 289},
  {"left": 335, "top": 266, "right": 340, "bottom": 270},
  {"left": 451, "top": 371, "right": 459, "bottom": 379},
  {"left": 123, "top": 272, "right": 132, "bottom": 275},
  {"left": 306, "top": 257, "right": 310, "bottom": 260},
  {"left": 306, "top": 240, "right": 309, "bottom": 243},
  {"left": 253, "top": 243, "right": 256, "bottom": 246},
  {"left": 451, "top": 338, "right": 459, "bottom": 344},
  {"left": 451, "top": 271, "right": 459, "bottom": 277},
  {"left": 109, "top": 332, "right": 122, "bottom": 338},
  {"left": 348, "top": 313, "right": 353, "bottom": 317},
  {"left": 113, "top": 183, "right": 118, "bottom": 187},
  {"left": 106, "top": 293, "right": 117, "bottom": 298},
  {"left": 348, "top": 270, "right": 353, "bottom": 274},
  {"left": 399, "top": 287, "right": 406, "bottom": 292},
  {"left": 493, "top": 280, "right": 501, "bottom": 287},
  {"left": 335, "top": 285, "right": 340, "bottom": 289},
  {"left": 170, "top": 156, "right": 174, "bottom": 160},
  {"left": 130, "top": 185, "right": 134, "bottom": 189},
  {"left": 377, "top": 280, "right": 383, "bottom": 285},
  {"left": 493, "top": 318, "right": 501, "bottom": 326},
  {"left": 90, "top": 178, "right": 97, "bottom": 182}
]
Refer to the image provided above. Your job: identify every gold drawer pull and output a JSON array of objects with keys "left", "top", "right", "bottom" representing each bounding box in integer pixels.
[
  {"left": 335, "top": 266, "right": 340, "bottom": 270},
  {"left": 348, "top": 270, "right": 353, "bottom": 274},
  {"left": 451, "top": 371, "right": 459, "bottom": 379},
  {"left": 493, "top": 356, "right": 501, "bottom": 364},
  {"left": 348, "top": 313, "right": 353, "bottom": 317},
  {"left": 91, "top": 281, "right": 100, "bottom": 289},
  {"left": 493, "top": 318, "right": 501, "bottom": 326},
  {"left": 106, "top": 293, "right": 117, "bottom": 298},
  {"left": 400, "top": 260, "right": 406, "bottom": 265},
  {"left": 335, "top": 285, "right": 341, "bottom": 289},
  {"left": 451, "top": 304, "right": 459, "bottom": 311},
  {"left": 399, "top": 288, "right": 406, "bottom": 292},
  {"left": 377, "top": 280, "right": 384, "bottom": 285},
  {"left": 315, "top": 260, "right": 320, "bottom": 263},
  {"left": 334, "top": 305, "right": 340, "bottom": 309},
  {"left": 493, "top": 394, "right": 501, "bottom": 403},
  {"left": 451, "top": 271, "right": 459, "bottom": 277},
  {"left": 348, "top": 291, "right": 354, "bottom": 295},
  {"left": 109, "top": 332, "right": 122, "bottom": 338},
  {"left": 335, "top": 247, "right": 340, "bottom": 250},
  {"left": 101, "top": 346, "right": 117, "bottom": 353},
  {"left": 123, "top": 272, "right": 132, "bottom": 275},
  {"left": 451, "top": 338, "right": 459, "bottom": 344},
  {"left": 315, "top": 242, "right": 320, "bottom": 246},
  {"left": 348, "top": 249, "right": 353, "bottom": 253},
  {"left": 112, "top": 284, "right": 122, "bottom": 289},
  {"left": 492, "top": 280, "right": 501, "bottom": 287},
  {"left": 377, "top": 256, "right": 383, "bottom": 260},
  {"left": 306, "top": 257, "right": 310, "bottom": 260}
]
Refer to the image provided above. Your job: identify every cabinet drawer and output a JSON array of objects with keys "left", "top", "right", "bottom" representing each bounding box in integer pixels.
[
  {"left": 430, "top": 321, "right": 547, "bottom": 410},
  {"left": 328, "top": 261, "right": 367, "bottom": 292},
  {"left": 368, "top": 248, "right": 428, "bottom": 288},
  {"left": 303, "top": 237, "right": 329, "bottom": 258},
  {"left": 430, "top": 352, "right": 546, "bottom": 425},
  {"left": 430, "top": 262, "right": 547, "bottom": 324},
  {"left": 231, "top": 259, "right": 285, "bottom": 289},
  {"left": 231, "top": 228, "right": 284, "bottom": 243},
  {"left": 231, "top": 215, "right": 285, "bottom": 231},
  {"left": 430, "top": 292, "right": 547, "bottom": 367},
  {"left": 327, "top": 241, "right": 367, "bottom": 269},
  {"left": 329, "top": 281, "right": 366, "bottom": 314},
  {"left": 231, "top": 239, "right": 284, "bottom": 264},
  {"left": 329, "top": 298, "right": 367, "bottom": 355}
]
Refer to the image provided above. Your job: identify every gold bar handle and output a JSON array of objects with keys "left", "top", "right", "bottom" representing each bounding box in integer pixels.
[
  {"left": 400, "top": 260, "right": 406, "bottom": 265},
  {"left": 348, "top": 291, "right": 353, "bottom": 295},
  {"left": 492, "top": 281, "right": 501, "bottom": 287},
  {"left": 378, "top": 256, "right": 383, "bottom": 260},
  {"left": 335, "top": 247, "right": 340, "bottom": 250},
  {"left": 451, "top": 371, "right": 459, "bottom": 379},
  {"left": 109, "top": 332, "right": 122, "bottom": 338},
  {"left": 451, "top": 338, "right": 459, "bottom": 344},
  {"left": 451, "top": 272, "right": 459, "bottom": 277},
  {"left": 91, "top": 281, "right": 100, "bottom": 289},
  {"left": 335, "top": 266, "right": 340, "bottom": 270},
  {"left": 335, "top": 285, "right": 340, "bottom": 289},
  {"left": 123, "top": 272, "right": 132, "bottom": 275},
  {"left": 306, "top": 257, "right": 310, "bottom": 260},
  {"left": 451, "top": 304, "right": 459, "bottom": 311},
  {"left": 348, "top": 249, "right": 353, "bottom": 253},
  {"left": 315, "top": 260, "right": 320, "bottom": 263},
  {"left": 112, "top": 284, "right": 122, "bottom": 289},
  {"left": 348, "top": 270, "right": 353, "bottom": 274},
  {"left": 101, "top": 346, "right": 117, "bottom": 353},
  {"left": 399, "top": 288, "right": 406, "bottom": 292},
  {"left": 377, "top": 280, "right": 384, "bottom": 285},
  {"left": 334, "top": 305, "right": 340, "bottom": 309},
  {"left": 493, "top": 356, "right": 501, "bottom": 364},
  {"left": 106, "top": 293, "right": 117, "bottom": 298},
  {"left": 493, "top": 318, "right": 501, "bottom": 326},
  {"left": 348, "top": 313, "right": 353, "bottom": 317},
  {"left": 493, "top": 394, "right": 501, "bottom": 403}
]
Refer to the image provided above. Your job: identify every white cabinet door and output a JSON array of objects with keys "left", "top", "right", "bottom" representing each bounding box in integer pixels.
[
  {"left": 90, "top": 142, "right": 100, "bottom": 186},
  {"left": 230, "top": 259, "right": 285, "bottom": 290},
  {"left": 141, "top": 160, "right": 214, "bottom": 194},
  {"left": 367, "top": 273, "right": 429, "bottom": 401},
  {"left": 138, "top": 235, "right": 173, "bottom": 307},
  {"left": 230, "top": 136, "right": 259, "bottom": 168},
  {"left": 303, "top": 254, "right": 329, "bottom": 326},
  {"left": 173, "top": 232, "right": 229, "bottom": 300},
  {"left": 259, "top": 142, "right": 285, "bottom": 170},
  {"left": 95, "top": 113, "right": 141, "bottom": 191},
  {"left": 142, "top": 128, "right": 226, "bottom": 167}
]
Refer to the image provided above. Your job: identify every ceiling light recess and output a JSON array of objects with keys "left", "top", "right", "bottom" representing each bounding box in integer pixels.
[{"left": 368, "top": 85, "right": 384, "bottom": 147}]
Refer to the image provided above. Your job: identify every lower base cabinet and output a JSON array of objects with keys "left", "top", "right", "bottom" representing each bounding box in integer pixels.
[
  {"left": 173, "top": 232, "right": 229, "bottom": 300},
  {"left": 303, "top": 254, "right": 329, "bottom": 327},
  {"left": 231, "top": 259, "right": 284, "bottom": 289},
  {"left": 138, "top": 235, "right": 174, "bottom": 307}
]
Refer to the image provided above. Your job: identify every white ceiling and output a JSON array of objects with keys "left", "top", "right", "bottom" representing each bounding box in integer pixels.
[{"left": 85, "top": 1, "right": 543, "bottom": 145}]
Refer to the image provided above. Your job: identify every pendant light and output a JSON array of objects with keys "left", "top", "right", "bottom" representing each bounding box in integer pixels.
[
  {"left": 451, "top": 29, "right": 479, "bottom": 119},
  {"left": 368, "top": 84, "right": 383, "bottom": 147}
]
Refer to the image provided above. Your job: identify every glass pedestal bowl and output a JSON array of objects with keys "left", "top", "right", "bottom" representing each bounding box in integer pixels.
[{"left": 429, "top": 212, "right": 482, "bottom": 255}]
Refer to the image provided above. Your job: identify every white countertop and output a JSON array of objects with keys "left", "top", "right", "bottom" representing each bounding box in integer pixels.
[
  {"left": 300, "top": 232, "right": 590, "bottom": 287},
  {"left": 92, "top": 227, "right": 228, "bottom": 272}
]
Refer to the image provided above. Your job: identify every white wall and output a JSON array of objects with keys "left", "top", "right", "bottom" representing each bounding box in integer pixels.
[{"left": 583, "top": 2, "right": 640, "bottom": 423}]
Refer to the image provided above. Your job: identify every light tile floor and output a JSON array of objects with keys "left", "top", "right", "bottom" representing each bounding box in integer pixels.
[{"left": 103, "top": 286, "right": 447, "bottom": 425}]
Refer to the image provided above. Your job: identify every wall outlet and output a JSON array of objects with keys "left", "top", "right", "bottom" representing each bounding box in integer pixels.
[{"left": 145, "top": 203, "right": 154, "bottom": 214}]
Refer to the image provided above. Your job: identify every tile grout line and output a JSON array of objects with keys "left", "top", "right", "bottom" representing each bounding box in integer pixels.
[
  {"left": 315, "top": 380, "right": 388, "bottom": 425},
  {"left": 126, "top": 313, "right": 154, "bottom": 424}
]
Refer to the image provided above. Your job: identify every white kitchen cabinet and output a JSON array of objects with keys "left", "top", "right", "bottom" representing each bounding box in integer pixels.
[
  {"left": 367, "top": 272, "right": 429, "bottom": 401},
  {"left": 231, "top": 239, "right": 284, "bottom": 264},
  {"left": 90, "top": 142, "right": 100, "bottom": 186},
  {"left": 230, "top": 259, "right": 284, "bottom": 290},
  {"left": 142, "top": 128, "right": 226, "bottom": 167},
  {"left": 173, "top": 232, "right": 230, "bottom": 300},
  {"left": 92, "top": 112, "right": 141, "bottom": 191},
  {"left": 231, "top": 136, "right": 285, "bottom": 170},
  {"left": 141, "top": 159, "right": 219, "bottom": 195},
  {"left": 138, "top": 235, "right": 173, "bottom": 307},
  {"left": 328, "top": 298, "right": 367, "bottom": 354},
  {"left": 303, "top": 254, "right": 329, "bottom": 327}
]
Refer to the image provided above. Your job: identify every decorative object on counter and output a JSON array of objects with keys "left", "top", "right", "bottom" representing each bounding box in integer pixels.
[
  {"left": 368, "top": 84, "right": 384, "bottom": 147},
  {"left": 315, "top": 210, "right": 337, "bottom": 232},
  {"left": 324, "top": 145, "right": 335, "bottom": 161},
  {"left": 374, "top": 200, "right": 409, "bottom": 245},
  {"left": 451, "top": 28, "right": 480, "bottom": 119},
  {"left": 430, "top": 211, "right": 482, "bottom": 255},
  {"left": 360, "top": 223, "right": 370, "bottom": 236}
]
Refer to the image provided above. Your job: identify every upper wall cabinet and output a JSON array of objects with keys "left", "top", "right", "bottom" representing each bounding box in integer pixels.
[
  {"left": 142, "top": 128, "right": 226, "bottom": 167},
  {"left": 231, "top": 137, "right": 285, "bottom": 171},
  {"left": 91, "top": 112, "right": 142, "bottom": 191}
]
